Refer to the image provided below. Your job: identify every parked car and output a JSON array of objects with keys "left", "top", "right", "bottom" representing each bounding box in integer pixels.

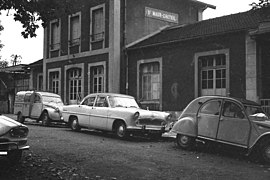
[
  {"left": 0, "top": 114, "right": 29, "bottom": 163},
  {"left": 14, "top": 91, "right": 64, "bottom": 126},
  {"left": 171, "top": 96, "right": 270, "bottom": 163},
  {"left": 62, "top": 93, "right": 171, "bottom": 139}
]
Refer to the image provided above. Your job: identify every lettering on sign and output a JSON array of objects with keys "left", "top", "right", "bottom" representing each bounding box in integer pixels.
[{"left": 145, "top": 7, "right": 179, "bottom": 24}]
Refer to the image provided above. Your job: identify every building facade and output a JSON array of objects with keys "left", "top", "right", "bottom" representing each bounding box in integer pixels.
[
  {"left": 38, "top": 0, "right": 213, "bottom": 104},
  {"left": 126, "top": 7, "right": 270, "bottom": 112}
]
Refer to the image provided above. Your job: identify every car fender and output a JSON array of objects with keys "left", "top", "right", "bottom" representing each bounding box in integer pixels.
[
  {"left": 171, "top": 116, "right": 197, "bottom": 137},
  {"left": 249, "top": 132, "right": 270, "bottom": 150}
]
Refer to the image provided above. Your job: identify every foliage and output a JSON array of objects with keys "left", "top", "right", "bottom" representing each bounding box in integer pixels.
[
  {"left": 0, "top": 60, "right": 8, "bottom": 68},
  {"left": 251, "top": 0, "right": 270, "bottom": 9},
  {"left": 0, "top": 0, "right": 74, "bottom": 38}
]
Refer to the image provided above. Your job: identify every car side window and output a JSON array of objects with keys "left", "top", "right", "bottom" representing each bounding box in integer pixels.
[
  {"left": 34, "top": 95, "right": 41, "bottom": 103},
  {"left": 24, "top": 94, "right": 31, "bottom": 103},
  {"left": 95, "top": 97, "right": 108, "bottom": 107},
  {"left": 222, "top": 101, "right": 244, "bottom": 119},
  {"left": 200, "top": 100, "right": 221, "bottom": 115},
  {"left": 81, "top": 97, "right": 96, "bottom": 106}
]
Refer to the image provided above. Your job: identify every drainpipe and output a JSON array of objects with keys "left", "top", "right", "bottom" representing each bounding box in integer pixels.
[{"left": 124, "top": 0, "right": 128, "bottom": 95}]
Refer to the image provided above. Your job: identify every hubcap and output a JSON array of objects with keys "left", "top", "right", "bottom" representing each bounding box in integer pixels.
[
  {"left": 72, "top": 120, "right": 77, "bottom": 129},
  {"left": 265, "top": 146, "right": 270, "bottom": 159},
  {"left": 117, "top": 125, "right": 124, "bottom": 137},
  {"left": 181, "top": 135, "right": 189, "bottom": 145}
]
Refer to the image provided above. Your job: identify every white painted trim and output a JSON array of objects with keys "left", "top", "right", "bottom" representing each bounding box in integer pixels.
[
  {"left": 194, "top": 49, "right": 230, "bottom": 98},
  {"left": 64, "top": 63, "right": 84, "bottom": 104},
  {"left": 88, "top": 61, "right": 107, "bottom": 94},
  {"left": 47, "top": 68, "right": 61, "bottom": 94},
  {"left": 137, "top": 57, "right": 163, "bottom": 110}
]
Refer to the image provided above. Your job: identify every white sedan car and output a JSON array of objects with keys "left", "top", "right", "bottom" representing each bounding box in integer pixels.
[{"left": 62, "top": 93, "right": 171, "bottom": 139}]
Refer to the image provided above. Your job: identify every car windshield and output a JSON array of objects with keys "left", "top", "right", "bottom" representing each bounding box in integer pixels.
[
  {"left": 108, "top": 96, "right": 139, "bottom": 108},
  {"left": 244, "top": 105, "right": 269, "bottom": 121},
  {"left": 43, "top": 96, "right": 64, "bottom": 105}
]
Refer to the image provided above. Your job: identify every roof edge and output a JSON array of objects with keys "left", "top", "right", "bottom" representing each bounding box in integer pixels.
[
  {"left": 126, "top": 25, "right": 169, "bottom": 49},
  {"left": 190, "top": 0, "right": 216, "bottom": 9}
]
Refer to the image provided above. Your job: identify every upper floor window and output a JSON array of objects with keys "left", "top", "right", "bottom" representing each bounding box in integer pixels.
[
  {"left": 90, "top": 4, "right": 105, "bottom": 50},
  {"left": 69, "top": 12, "right": 81, "bottom": 54},
  {"left": 50, "top": 19, "right": 61, "bottom": 57}
]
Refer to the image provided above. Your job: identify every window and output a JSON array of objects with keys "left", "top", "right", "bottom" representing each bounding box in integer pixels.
[
  {"left": 199, "top": 54, "right": 227, "bottom": 96},
  {"left": 69, "top": 13, "right": 81, "bottom": 54},
  {"left": 49, "top": 71, "right": 60, "bottom": 94},
  {"left": 95, "top": 96, "right": 108, "bottom": 107},
  {"left": 200, "top": 100, "right": 221, "bottom": 115},
  {"left": 91, "top": 66, "right": 104, "bottom": 93},
  {"left": 50, "top": 19, "right": 60, "bottom": 57},
  {"left": 140, "top": 62, "right": 160, "bottom": 101},
  {"left": 82, "top": 96, "right": 96, "bottom": 106},
  {"left": 69, "top": 68, "right": 82, "bottom": 103},
  {"left": 90, "top": 5, "right": 105, "bottom": 50},
  {"left": 222, "top": 101, "right": 244, "bottom": 119}
]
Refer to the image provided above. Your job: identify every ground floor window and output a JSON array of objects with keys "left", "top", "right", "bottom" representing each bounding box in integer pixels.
[
  {"left": 68, "top": 68, "right": 82, "bottom": 103},
  {"left": 195, "top": 50, "right": 229, "bottom": 97},
  {"left": 91, "top": 66, "right": 104, "bottom": 93},
  {"left": 49, "top": 71, "right": 60, "bottom": 94},
  {"left": 137, "top": 58, "right": 162, "bottom": 110}
]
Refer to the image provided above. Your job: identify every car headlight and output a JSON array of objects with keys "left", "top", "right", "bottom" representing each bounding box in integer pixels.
[{"left": 9, "top": 127, "right": 29, "bottom": 138}]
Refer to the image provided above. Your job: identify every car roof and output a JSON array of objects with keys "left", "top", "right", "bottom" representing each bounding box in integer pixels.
[
  {"left": 197, "top": 96, "right": 260, "bottom": 106},
  {"left": 85, "top": 93, "right": 134, "bottom": 99},
  {"left": 16, "top": 91, "right": 61, "bottom": 98}
]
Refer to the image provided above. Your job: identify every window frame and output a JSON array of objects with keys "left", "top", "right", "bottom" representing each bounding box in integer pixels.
[
  {"left": 137, "top": 58, "right": 163, "bottom": 110},
  {"left": 88, "top": 61, "right": 106, "bottom": 94},
  {"left": 48, "top": 68, "right": 61, "bottom": 95},
  {"left": 49, "top": 19, "right": 61, "bottom": 57},
  {"left": 90, "top": 4, "right": 105, "bottom": 50},
  {"left": 68, "top": 12, "right": 81, "bottom": 54}
]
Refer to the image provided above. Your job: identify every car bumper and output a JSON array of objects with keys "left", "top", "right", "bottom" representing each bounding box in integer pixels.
[
  {"left": 0, "top": 142, "right": 30, "bottom": 155},
  {"left": 126, "top": 125, "right": 166, "bottom": 134}
]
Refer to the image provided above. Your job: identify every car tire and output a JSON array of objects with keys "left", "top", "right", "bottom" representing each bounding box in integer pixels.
[
  {"left": 17, "top": 112, "right": 25, "bottom": 123},
  {"left": 7, "top": 150, "right": 22, "bottom": 163},
  {"left": 70, "top": 117, "right": 81, "bottom": 131},
  {"left": 41, "top": 111, "right": 50, "bottom": 126},
  {"left": 115, "top": 121, "right": 128, "bottom": 139},
  {"left": 259, "top": 138, "right": 270, "bottom": 164},
  {"left": 176, "top": 134, "right": 195, "bottom": 150}
]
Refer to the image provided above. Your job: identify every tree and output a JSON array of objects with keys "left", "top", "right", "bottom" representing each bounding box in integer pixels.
[
  {"left": 251, "top": 0, "right": 270, "bottom": 9},
  {"left": 0, "top": 0, "right": 75, "bottom": 38},
  {"left": 0, "top": 60, "right": 8, "bottom": 68}
]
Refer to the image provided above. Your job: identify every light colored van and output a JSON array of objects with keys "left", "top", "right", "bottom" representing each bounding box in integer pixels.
[{"left": 13, "top": 91, "right": 64, "bottom": 126}]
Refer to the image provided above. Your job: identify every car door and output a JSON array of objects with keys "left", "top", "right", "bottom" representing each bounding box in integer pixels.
[
  {"left": 22, "top": 93, "right": 32, "bottom": 117},
  {"left": 90, "top": 95, "right": 109, "bottom": 130},
  {"left": 217, "top": 100, "right": 250, "bottom": 146},
  {"left": 30, "top": 93, "right": 43, "bottom": 118},
  {"left": 197, "top": 99, "right": 222, "bottom": 139},
  {"left": 77, "top": 96, "right": 96, "bottom": 127}
]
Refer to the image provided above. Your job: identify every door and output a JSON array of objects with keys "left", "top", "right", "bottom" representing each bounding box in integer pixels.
[
  {"left": 22, "top": 93, "right": 32, "bottom": 116},
  {"left": 197, "top": 99, "right": 222, "bottom": 139},
  {"left": 217, "top": 100, "right": 250, "bottom": 146},
  {"left": 78, "top": 96, "right": 96, "bottom": 127},
  {"left": 90, "top": 96, "right": 108, "bottom": 130},
  {"left": 30, "top": 93, "right": 43, "bottom": 118}
]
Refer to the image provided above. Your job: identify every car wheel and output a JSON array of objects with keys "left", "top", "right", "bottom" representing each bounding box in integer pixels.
[
  {"left": 176, "top": 134, "right": 195, "bottom": 150},
  {"left": 17, "top": 112, "right": 25, "bottom": 123},
  {"left": 115, "top": 121, "right": 128, "bottom": 139},
  {"left": 259, "top": 139, "right": 270, "bottom": 163},
  {"left": 7, "top": 150, "right": 22, "bottom": 163},
  {"left": 41, "top": 111, "right": 50, "bottom": 126},
  {"left": 70, "top": 117, "right": 81, "bottom": 131}
]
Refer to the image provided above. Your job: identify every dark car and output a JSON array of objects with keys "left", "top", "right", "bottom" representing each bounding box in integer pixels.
[{"left": 171, "top": 96, "right": 270, "bottom": 163}]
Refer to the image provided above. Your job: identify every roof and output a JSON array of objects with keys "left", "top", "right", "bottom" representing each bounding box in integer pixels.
[
  {"left": 85, "top": 93, "right": 134, "bottom": 99},
  {"left": 127, "top": 7, "right": 269, "bottom": 49},
  {"left": 0, "top": 64, "right": 29, "bottom": 73},
  {"left": 29, "top": 59, "right": 43, "bottom": 67},
  {"left": 189, "top": 0, "right": 216, "bottom": 9}
]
